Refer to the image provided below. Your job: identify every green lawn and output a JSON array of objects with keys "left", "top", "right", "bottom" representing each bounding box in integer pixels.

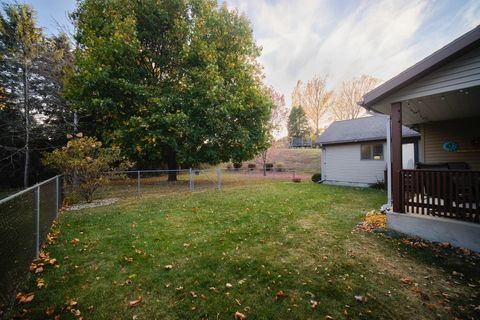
[{"left": 10, "top": 182, "right": 479, "bottom": 319}]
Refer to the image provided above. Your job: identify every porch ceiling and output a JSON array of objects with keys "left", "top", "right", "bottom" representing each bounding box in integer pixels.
[{"left": 368, "top": 85, "right": 480, "bottom": 125}]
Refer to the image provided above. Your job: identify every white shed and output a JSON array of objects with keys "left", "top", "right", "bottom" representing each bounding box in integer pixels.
[{"left": 318, "top": 115, "right": 419, "bottom": 187}]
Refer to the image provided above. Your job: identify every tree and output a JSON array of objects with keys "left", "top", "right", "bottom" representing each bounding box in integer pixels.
[
  {"left": 332, "top": 75, "right": 381, "bottom": 120},
  {"left": 259, "top": 86, "right": 286, "bottom": 175},
  {"left": 291, "top": 76, "right": 332, "bottom": 136},
  {"left": 43, "top": 136, "right": 125, "bottom": 203},
  {"left": 288, "top": 106, "right": 310, "bottom": 139},
  {"left": 67, "top": 0, "right": 272, "bottom": 181},
  {"left": 0, "top": 3, "right": 43, "bottom": 187},
  {"left": 1, "top": 3, "right": 75, "bottom": 188}
]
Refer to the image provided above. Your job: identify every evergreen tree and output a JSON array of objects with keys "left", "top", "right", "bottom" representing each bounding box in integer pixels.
[{"left": 288, "top": 106, "right": 310, "bottom": 138}]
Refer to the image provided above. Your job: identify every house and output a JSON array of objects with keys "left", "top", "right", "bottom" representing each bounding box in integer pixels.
[
  {"left": 317, "top": 115, "right": 419, "bottom": 187},
  {"left": 361, "top": 25, "right": 480, "bottom": 251}
]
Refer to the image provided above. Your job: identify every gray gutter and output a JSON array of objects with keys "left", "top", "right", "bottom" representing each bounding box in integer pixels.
[{"left": 361, "top": 25, "right": 480, "bottom": 108}]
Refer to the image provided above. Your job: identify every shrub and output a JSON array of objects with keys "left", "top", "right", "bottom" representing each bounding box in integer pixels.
[
  {"left": 370, "top": 180, "right": 386, "bottom": 190},
  {"left": 233, "top": 162, "right": 242, "bottom": 169},
  {"left": 311, "top": 173, "right": 322, "bottom": 183},
  {"left": 43, "top": 135, "right": 128, "bottom": 203},
  {"left": 265, "top": 163, "right": 274, "bottom": 171},
  {"left": 275, "top": 162, "right": 286, "bottom": 172},
  {"left": 247, "top": 163, "right": 256, "bottom": 170}
]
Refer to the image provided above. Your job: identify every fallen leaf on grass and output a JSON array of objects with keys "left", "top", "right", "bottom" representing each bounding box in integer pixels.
[
  {"left": 16, "top": 293, "right": 34, "bottom": 304},
  {"left": 164, "top": 264, "right": 173, "bottom": 270},
  {"left": 400, "top": 277, "right": 412, "bottom": 285},
  {"left": 45, "top": 306, "right": 55, "bottom": 316},
  {"left": 234, "top": 311, "right": 246, "bottom": 319},
  {"left": 129, "top": 298, "right": 142, "bottom": 307},
  {"left": 410, "top": 287, "right": 422, "bottom": 294},
  {"left": 67, "top": 299, "right": 78, "bottom": 307},
  {"left": 70, "top": 238, "right": 80, "bottom": 245},
  {"left": 124, "top": 256, "right": 133, "bottom": 263},
  {"left": 354, "top": 295, "right": 364, "bottom": 302},
  {"left": 424, "top": 303, "right": 436, "bottom": 311},
  {"left": 235, "top": 298, "right": 241, "bottom": 305},
  {"left": 70, "top": 308, "right": 81, "bottom": 317},
  {"left": 276, "top": 291, "right": 287, "bottom": 298},
  {"left": 36, "top": 278, "right": 46, "bottom": 289},
  {"left": 190, "top": 291, "right": 197, "bottom": 298},
  {"left": 309, "top": 300, "right": 318, "bottom": 309},
  {"left": 226, "top": 283, "right": 233, "bottom": 289},
  {"left": 35, "top": 267, "right": 44, "bottom": 274}
]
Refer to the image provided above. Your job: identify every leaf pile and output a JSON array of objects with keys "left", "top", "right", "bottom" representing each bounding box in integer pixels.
[{"left": 355, "top": 210, "right": 386, "bottom": 232}]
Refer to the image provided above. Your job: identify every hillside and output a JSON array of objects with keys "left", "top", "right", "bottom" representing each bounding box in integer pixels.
[{"left": 250, "top": 147, "right": 321, "bottom": 174}]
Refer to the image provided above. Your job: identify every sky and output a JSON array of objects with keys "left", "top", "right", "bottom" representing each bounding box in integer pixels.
[{"left": 9, "top": 0, "right": 480, "bottom": 107}]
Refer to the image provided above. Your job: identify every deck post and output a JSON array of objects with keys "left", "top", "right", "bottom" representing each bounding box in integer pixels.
[
  {"left": 391, "top": 102, "right": 404, "bottom": 213},
  {"left": 35, "top": 185, "right": 40, "bottom": 258}
]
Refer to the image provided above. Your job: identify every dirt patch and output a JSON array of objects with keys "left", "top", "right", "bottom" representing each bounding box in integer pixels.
[{"left": 66, "top": 198, "right": 119, "bottom": 211}]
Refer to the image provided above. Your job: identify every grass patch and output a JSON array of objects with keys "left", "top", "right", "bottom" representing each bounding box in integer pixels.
[{"left": 9, "top": 182, "right": 479, "bottom": 319}]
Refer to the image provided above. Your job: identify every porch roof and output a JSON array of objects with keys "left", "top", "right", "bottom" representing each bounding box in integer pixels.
[{"left": 361, "top": 25, "right": 480, "bottom": 125}]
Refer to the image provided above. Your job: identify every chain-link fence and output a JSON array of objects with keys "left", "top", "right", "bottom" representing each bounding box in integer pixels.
[
  {"left": 0, "top": 175, "right": 62, "bottom": 312},
  {"left": 0, "top": 168, "right": 303, "bottom": 312},
  {"left": 95, "top": 167, "right": 300, "bottom": 198}
]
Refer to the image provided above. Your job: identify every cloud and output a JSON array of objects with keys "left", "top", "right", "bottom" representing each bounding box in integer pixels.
[{"left": 224, "top": 0, "right": 479, "bottom": 107}]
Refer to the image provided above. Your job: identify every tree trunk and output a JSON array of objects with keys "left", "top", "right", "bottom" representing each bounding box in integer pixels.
[
  {"left": 23, "top": 62, "right": 30, "bottom": 188},
  {"left": 261, "top": 150, "right": 268, "bottom": 176},
  {"left": 167, "top": 148, "right": 177, "bottom": 181}
]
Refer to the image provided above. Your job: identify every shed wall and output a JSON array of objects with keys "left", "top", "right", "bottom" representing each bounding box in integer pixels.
[{"left": 323, "top": 143, "right": 387, "bottom": 185}]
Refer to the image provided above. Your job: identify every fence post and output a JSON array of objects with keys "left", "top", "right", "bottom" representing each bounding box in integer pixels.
[
  {"left": 137, "top": 171, "right": 141, "bottom": 196},
  {"left": 189, "top": 168, "right": 193, "bottom": 191},
  {"left": 55, "top": 175, "right": 60, "bottom": 218},
  {"left": 217, "top": 167, "right": 221, "bottom": 190},
  {"left": 35, "top": 185, "right": 40, "bottom": 258}
]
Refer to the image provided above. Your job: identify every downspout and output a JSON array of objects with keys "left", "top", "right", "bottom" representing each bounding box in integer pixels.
[
  {"left": 385, "top": 117, "right": 392, "bottom": 209},
  {"left": 366, "top": 110, "right": 392, "bottom": 211}
]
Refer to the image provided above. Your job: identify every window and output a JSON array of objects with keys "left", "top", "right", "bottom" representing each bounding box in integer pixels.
[{"left": 361, "top": 143, "right": 384, "bottom": 160}]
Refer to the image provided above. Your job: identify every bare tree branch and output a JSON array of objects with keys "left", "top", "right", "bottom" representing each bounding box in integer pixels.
[{"left": 332, "top": 75, "right": 382, "bottom": 121}]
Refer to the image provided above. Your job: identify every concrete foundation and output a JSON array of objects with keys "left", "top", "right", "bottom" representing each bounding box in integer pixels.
[
  {"left": 387, "top": 212, "right": 480, "bottom": 252},
  {"left": 322, "top": 180, "right": 371, "bottom": 188}
]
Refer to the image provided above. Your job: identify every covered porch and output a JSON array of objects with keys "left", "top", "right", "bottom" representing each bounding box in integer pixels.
[{"left": 361, "top": 25, "right": 480, "bottom": 251}]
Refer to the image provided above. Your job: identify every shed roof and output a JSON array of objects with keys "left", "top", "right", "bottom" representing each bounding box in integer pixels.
[
  {"left": 317, "top": 115, "right": 419, "bottom": 146},
  {"left": 361, "top": 25, "right": 480, "bottom": 108}
]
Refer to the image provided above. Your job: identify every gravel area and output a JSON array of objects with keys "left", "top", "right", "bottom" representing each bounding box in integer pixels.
[{"left": 66, "top": 198, "right": 119, "bottom": 211}]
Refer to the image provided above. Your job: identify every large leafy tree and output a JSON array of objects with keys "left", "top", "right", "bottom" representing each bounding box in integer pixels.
[{"left": 67, "top": 0, "right": 272, "bottom": 180}]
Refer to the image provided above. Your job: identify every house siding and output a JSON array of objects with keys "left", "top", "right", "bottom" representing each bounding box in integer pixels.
[
  {"left": 323, "top": 143, "right": 387, "bottom": 185},
  {"left": 420, "top": 117, "right": 480, "bottom": 170}
]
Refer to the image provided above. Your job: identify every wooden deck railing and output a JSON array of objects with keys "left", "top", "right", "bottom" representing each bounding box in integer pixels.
[{"left": 401, "top": 169, "right": 480, "bottom": 222}]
